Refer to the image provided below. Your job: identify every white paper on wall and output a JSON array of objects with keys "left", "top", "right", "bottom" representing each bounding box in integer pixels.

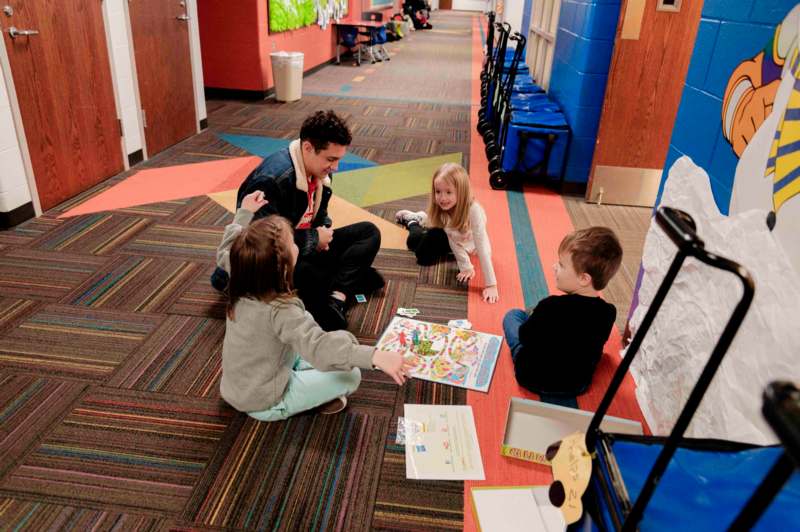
[{"left": 628, "top": 156, "right": 800, "bottom": 445}]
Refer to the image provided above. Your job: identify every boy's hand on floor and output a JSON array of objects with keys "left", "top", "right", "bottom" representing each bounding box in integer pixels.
[
  {"left": 241, "top": 190, "right": 268, "bottom": 213},
  {"left": 482, "top": 285, "right": 499, "bottom": 303},
  {"left": 373, "top": 350, "right": 411, "bottom": 386},
  {"left": 456, "top": 269, "right": 475, "bottom": 283}
]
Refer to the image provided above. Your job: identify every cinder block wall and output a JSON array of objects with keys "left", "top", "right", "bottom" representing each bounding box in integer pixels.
[{"left": 548, "top": 0, "right": 621, "bottom": 184}]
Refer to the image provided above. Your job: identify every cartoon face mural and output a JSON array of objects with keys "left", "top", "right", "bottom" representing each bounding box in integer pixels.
[{"left": 724, "top": 5, "right": 800, "bottom": 271}]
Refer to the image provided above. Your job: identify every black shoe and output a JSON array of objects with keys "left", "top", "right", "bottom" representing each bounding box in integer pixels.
[
  {"left": 360, "top": 267, "right": 385, "bottom": 293},
  {"left": 210, "top": 267, "right": 229, "bottom": 293},
  {"left": 322, "top": 297, "right": 348, "bottom": 331}
]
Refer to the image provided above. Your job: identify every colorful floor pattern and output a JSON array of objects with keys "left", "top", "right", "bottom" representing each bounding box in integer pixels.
[
  {"left": 58, "top": 138, "right": 462, "bottom": 253},
  {"left": 0, "top": 11, "right": 646, "bottom": 531}
]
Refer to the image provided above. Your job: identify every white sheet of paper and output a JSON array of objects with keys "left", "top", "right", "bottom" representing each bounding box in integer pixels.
[
  {"left": 532, "top": 486, "right": 568, "bottom": 532},
  {"left": 471, "top": 487, "right": 566, "bottom": 532},
  {"left": 404, "top": 404, "right": 485, "bottom": 480}
]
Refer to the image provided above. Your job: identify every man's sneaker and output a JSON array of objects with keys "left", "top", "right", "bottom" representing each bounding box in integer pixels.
[
  {"left": 395, "top": 209, "right": 426, "bottom": 227},
  {"left": 318, "top": 396, "right": 347, "bottom": 415}
]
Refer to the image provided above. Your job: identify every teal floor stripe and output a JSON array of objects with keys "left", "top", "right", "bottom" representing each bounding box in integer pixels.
[
  {"left": 506, "top": 190, "right": 548, "bottom": 308},
  {"left": 506, "top": 189, "right": 580, "bottom": 409}
]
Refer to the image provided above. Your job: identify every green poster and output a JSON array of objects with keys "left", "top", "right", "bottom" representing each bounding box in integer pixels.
[{"left": 269, "top": 0, "right": 317, "bottom": 32}]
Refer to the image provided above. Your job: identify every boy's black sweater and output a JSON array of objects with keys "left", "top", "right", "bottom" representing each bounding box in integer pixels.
[{"left": 514, "top": 294, "right": 616, "bottom": 395}]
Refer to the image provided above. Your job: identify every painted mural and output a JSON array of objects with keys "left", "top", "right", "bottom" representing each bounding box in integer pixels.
[
  {"left": 725, "top": 5, "right": 800, "bottom": 270},
  {"left": 628, "top": 1, "right": 800, "bottom": 445}
]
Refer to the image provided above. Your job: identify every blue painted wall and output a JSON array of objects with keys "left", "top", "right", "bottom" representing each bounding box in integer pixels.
[
  {"left": 548, "top": 0, "right": 621, "bottom": 183},
  {"left": 659, "top": 0, "right": 795, "bottom": 213}
]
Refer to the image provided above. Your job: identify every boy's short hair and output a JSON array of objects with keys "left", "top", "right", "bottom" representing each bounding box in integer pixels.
[
  {"left": 558, "top": 226, "right": 622, "bottom": 290},
  {"left": 300, "top": 110, "right": 352, "bottom": 152}
]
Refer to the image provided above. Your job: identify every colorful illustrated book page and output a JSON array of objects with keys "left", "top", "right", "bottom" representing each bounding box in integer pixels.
[{"left": 377, "top": 316, "right": 502, "bottom": 392}]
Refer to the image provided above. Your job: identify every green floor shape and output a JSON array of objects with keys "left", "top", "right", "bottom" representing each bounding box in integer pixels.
[{"left": 333, "top": 153, "right": 463, "bottom": 207}]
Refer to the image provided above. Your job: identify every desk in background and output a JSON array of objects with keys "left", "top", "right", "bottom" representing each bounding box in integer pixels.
[{"left": 333, "top": 18, "right": 386, "bottom": 65}]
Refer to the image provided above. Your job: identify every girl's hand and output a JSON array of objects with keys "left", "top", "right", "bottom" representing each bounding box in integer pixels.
[
  {"left": 456, "top": 269, "right": 475, "bottom": 283},
  {"left": 372, "top": 350, "right": 414, "bottom": 385},
  {"left": 482, "top": 285, "right": 499, "bottom": 303},
  {"left": 241, "top": 190, "right": 268, "bottom": 213}
]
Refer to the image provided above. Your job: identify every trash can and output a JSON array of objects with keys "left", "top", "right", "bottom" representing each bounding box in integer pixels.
[{"left": 270, "top": 51, "right": 303, "bottom": 102}]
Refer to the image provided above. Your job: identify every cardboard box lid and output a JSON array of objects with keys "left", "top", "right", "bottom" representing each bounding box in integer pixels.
[{"left": 502, "top": 397, "right": 643, "bottom": 461}]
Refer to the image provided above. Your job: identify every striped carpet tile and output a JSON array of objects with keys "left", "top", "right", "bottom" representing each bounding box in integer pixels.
[
  {"left": 417, "top": 257, "right": 462, "bottom": 288},
  {"left": 371, "top": 380, "right": 467, "bottom": 531},
  {"left": 372, "top": 249, "right": 420, "bottom": 280},
  {"left": 0, "top": 298, "right": 39, "bottom": 334},
  {"left": 0, "top": 305, "right": 163, "bottom": 382},
  {"left": 9, "top": 214, "right": 64, "bottom": 239},
  {"left": 111, "top": 199, "right": 192, "bottom": 219},
  {"left": 412, "top": 285, "right": 469, "bottom": 324},
  {"left": 45, "top": 181, "right": 117, "bottom": 215},
  {"left": 371, "top": 470, "right": 464, "bottom": 531},
  {"left": 30, "top": 213, "right": 151, "bottom": 255},
  {"left": 107, "top": 315, "right": 223, "bottom": 398},
  {"left": 117, "top": 223, "right": 223, "bottom": 261},
  {"left": 1, "top": 388, "right": 235, "bottom": 513},
  {"left": 398, "top": 379, "right": 467, "bottom": 411},
  {"left": 184, "top": 412, "right": 389, "bottom": 531},
  {"left": 0, "top": 249, "right": 109, "bottom": 301},
  {"left": 65, "top": 256, "right": 204, "bottom": 313},
  {"left": 0, "top": 372, "right": 87, "bottom": 478},
  {"left": 0, "top": 230, "right": 36, "bottom": 247},
  {"left": 347, "top": 373, "right": 403, "bottom": 416},
  {"left": 0, "top": 498, "right": 166, "bottom": 531},
  {"left": 347, "top": 279, "right": 417, "bottom": 344},
  {"left": 167, "top": 265, "right": 227, "bottom": 319},
  {"left": 168, "top": 196, "right": 234, "bottom": 227},
  {"left": 211, "top": 95, "right": 470, "bottom": 164}
]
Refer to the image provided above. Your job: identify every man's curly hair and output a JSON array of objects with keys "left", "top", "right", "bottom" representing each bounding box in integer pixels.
[{"left": 300, "top": 110, "right": 352, "bottom": 152}]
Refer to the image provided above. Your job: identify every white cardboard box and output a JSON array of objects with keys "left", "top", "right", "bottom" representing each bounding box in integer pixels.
[{"left": 501, "top": 397, "right": 643, "bottom": 464}]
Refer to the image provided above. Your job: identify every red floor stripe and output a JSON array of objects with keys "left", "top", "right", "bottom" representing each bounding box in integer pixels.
[
  {"left": 464, "top": 17, "right": 551, "bottom": 532},
  {"left": 464, "top": 17, "right": 648, "bottom": 530},
  {"left": 522, "top": 187, "right": 648, "bottom": 426}
]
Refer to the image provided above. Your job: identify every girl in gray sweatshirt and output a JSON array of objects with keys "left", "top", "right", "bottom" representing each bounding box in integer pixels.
[{"left": 218, "top": 191, "right": 410, "bottom": 421}]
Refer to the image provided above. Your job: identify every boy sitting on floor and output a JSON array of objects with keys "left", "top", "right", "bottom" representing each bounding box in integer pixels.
[{"left": 503, "top": 227, "right": 623, "bottom": 396}]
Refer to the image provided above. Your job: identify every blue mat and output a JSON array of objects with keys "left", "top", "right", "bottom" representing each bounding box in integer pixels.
[{"left": 219, "top": 134, "right": 377, "bottom": 172}]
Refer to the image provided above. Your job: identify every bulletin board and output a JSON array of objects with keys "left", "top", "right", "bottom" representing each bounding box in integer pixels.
[{"left": 269, "top": 0, "right": 317, "bottom": 32}]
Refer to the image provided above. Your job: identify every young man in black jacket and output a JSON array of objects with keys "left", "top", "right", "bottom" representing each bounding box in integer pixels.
[
  {"left": 502, "top": 227, "right": 622, "bottom": 396},
  {"left": 212, "top": 110, "right": 383, "bottom": 331}
]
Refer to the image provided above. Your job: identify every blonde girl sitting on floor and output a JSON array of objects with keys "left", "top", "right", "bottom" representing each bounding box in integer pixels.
[
  {"left": 396, "top": 162, "right": 499, "bottom": 303},
  {"left": 219, "top": 191, "right": 412, "bottom": 420}
]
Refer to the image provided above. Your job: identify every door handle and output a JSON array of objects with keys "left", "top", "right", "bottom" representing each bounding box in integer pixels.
[
  {"left": 8, "top": 26, "right": 39, "bottom": 38},
  {"left": 176, "top": 14, "right": 190, "bottom": 21}
]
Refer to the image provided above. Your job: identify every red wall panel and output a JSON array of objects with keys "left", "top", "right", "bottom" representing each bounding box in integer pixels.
[{"left": 199, "top": 0, "right": 397, "bottom": 91}]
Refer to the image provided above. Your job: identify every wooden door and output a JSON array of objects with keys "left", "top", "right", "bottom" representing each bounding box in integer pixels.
[
  {"left": 1, "top": 0, "right": 123, "bottom": 211},
  {"left": 128, "top": 0, "right": 195, "bottom": 158},
  {"left": 440, "top": 0, "right": 453, "bottom": 10},
  {"left": 588, "top": 0, "right": 703, "bottom": 206}
]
